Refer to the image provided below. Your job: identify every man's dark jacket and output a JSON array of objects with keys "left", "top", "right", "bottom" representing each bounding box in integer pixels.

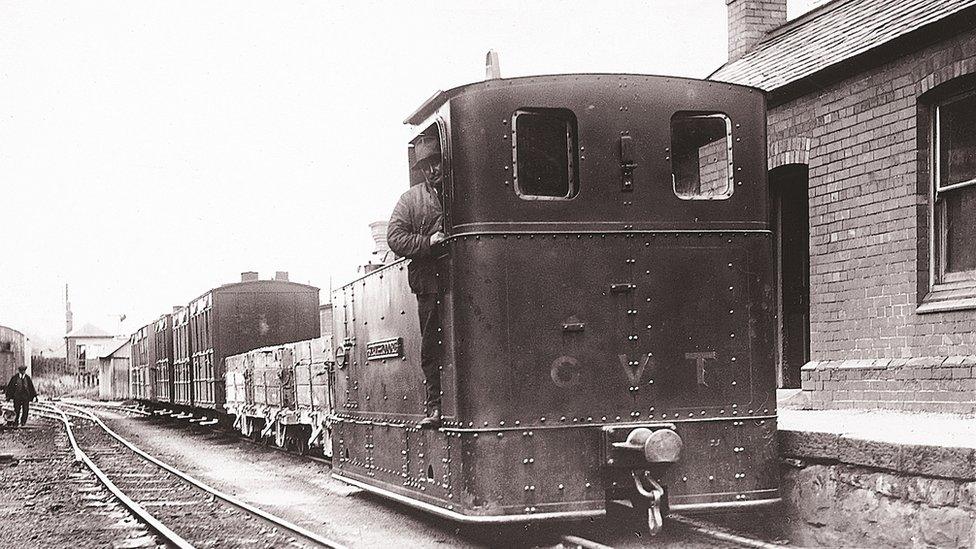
[
  {"left": 5, "top": 373, "right": 37, "bottom": 401},
  {"left": 387, "top": 182, "right": 444, "bottom": 295}
]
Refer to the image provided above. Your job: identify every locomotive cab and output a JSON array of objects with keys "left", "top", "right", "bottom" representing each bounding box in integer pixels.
[{"left": 331, "top": 74, "right": 779, "bottom": 532}]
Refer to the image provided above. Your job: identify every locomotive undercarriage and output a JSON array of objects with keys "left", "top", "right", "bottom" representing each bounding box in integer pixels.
[{"left": 332, "top": 414, "right": 780, "bottom": 530}]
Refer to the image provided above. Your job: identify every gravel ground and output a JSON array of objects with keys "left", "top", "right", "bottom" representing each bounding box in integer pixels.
[
  {"left": 99, "top": 410, "right": 487, "bottom": 548},
  {"left": 0, "top": 417, "right": 160, "bottom": 548}
]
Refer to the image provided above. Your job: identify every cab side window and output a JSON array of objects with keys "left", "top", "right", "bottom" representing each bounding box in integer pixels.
[
  {"left": 671, "top": 112, "right": 733, "bottom": 200},
  {"left": 513, "top": 108, "right": 579, "bottom": 200}
]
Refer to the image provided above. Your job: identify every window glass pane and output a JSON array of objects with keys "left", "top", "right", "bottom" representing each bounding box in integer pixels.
[
  {"left": 945, "top": 183, "right": 976, "bottom": 273},
  {"left": 514, "top": 109, "right": 578, "bottom": 199},
  {"left": 671, "top": 113, "right": 733, "bottom": 199},
  {"left": 940, "top": 94, "right": 976, "bottom": 188}
]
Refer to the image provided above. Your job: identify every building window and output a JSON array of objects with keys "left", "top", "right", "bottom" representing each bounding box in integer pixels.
[
  {"left": 935, "top": 91, "right": 976, "bottom": 279},
  {"left": 0, "top": 342, "right": 11, "bottom": 353},
  {"left": 919, "top": 87, "right": 976, "bottom": 313},
  {"left": 671, "top": 112, "right": 733, "bottom": 200},
  {"left": 512, "top": 108, "right": 579, "bottom": 200}
]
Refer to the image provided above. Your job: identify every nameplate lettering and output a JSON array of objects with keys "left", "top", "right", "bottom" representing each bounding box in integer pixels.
[{"left": 366, "top": 337, "right": 403, "bottom": 361}]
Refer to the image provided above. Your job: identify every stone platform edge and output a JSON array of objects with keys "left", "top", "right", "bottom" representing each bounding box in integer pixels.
[{"left": 779, "top": 428, "right": 976, "bottom": 480}]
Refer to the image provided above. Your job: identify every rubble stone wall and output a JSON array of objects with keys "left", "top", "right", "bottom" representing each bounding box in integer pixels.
[
  {"left": 779, "top": 429, "right": 976, "bottom": 547},
  {"left": 782, "top": 462, "right": 976, "bottom": 548}
]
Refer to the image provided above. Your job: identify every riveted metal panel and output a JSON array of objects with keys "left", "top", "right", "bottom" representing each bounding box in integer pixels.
[
  {"left": 331, "top": 261, "right": 457, "bottom": 422},
  {"left": 449, "top": 232, "right": 775, "bottom": 428}
]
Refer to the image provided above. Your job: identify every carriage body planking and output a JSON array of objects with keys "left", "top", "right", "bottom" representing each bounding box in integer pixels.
[
  {"left": 134, "top": 276, "right": 320, "bottom": 415},
  {"left": 330, "top": 73, "right": 778, "bottom": 525}
]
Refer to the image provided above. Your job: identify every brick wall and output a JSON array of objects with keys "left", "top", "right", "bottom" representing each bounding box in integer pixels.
[{"left": 769, "top": 28, "right": 976, "bottom": 411}]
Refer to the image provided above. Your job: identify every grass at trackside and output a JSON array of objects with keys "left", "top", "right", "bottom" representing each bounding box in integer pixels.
[{"left": 33, "top": 375, "right": 98, "bottom": 399}]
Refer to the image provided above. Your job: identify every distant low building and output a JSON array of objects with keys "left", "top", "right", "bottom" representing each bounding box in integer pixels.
[
  {"left": 98, "top": 339, "right": 131, "bottom": 400},
  {"left": 319, "top": 303, "right": 333, "bottom": 339},
  {"left": 65, "top": 323, "right": 127, "bottom": 387}
]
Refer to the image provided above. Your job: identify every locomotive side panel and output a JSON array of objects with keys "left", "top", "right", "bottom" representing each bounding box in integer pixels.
[{"left": 331, "top": 263, "right": 448, "bottom": 421}]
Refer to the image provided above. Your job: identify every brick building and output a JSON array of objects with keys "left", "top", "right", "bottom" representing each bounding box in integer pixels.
[
  {"left": 712, "top": 0, "right": 976, "bottom": 412},
  {"left": 65, "top": 323, "right": 127, "bottom": 387}
]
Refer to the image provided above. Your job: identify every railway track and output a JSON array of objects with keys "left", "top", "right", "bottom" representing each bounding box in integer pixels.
[
  {"left": 47, "top": 401, "right": 793, "bottom": 549},
  {"left": 556, "top": 514, "right": 790, "bottom": 549},
  {"left": 31, "top": 401, "right": 348, "bottom": 549}
]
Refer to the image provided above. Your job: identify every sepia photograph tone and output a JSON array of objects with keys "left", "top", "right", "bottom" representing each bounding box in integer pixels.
[{"left": 1, "top": 0, "right": 975, "bottom": 547}]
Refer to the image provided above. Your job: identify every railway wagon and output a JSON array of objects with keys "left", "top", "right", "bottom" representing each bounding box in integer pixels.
[
  {"left": 330, "top": 73, "right": 777, "bottom": 531},
  {"left": 225, "top": 336, "right": 334, "bottom": 455},
  {"left": 177, "top": 274, "right": 321, "bottom": 414},
  {"left": 151, "top": 313, "right": 175, "bottom": 403},
  {"left": 0, "top": 326, "right": 30, "bottom": 382},
  {"left": 129, "top": 323, "right": 154, "bottom": 401}
]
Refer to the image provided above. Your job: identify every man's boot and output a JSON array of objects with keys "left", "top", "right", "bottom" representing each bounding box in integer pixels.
[{"left": 418, "top": 406, "right": 441, "bottom": 429}]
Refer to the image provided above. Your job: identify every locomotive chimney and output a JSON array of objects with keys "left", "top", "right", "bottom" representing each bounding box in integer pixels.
[
  {"left": 275, "top": 271, "right": 289, "bottom": 282},
  {"left": 369, "top": 220, "right": 394, "bottom": 263},
  {"left": 241, "top": 271, "right": 259, "bottom": 282},
  {"left": 726, "top": 0, "right": 787, "bottom": 62}
]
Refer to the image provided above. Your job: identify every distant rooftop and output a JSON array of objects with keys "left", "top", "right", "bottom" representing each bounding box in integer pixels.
[
  {"left": 711, "top": 0, "right": 976, "bottom": 90},
  {"left": 66, "top": 322, "right": 114, "bottom": 338}
]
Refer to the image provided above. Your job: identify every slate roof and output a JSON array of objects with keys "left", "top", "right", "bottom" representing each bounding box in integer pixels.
[
  {"left": 65, "top": 322, "right": 113, "bottom": 338},
  {"left": 98, "top": 339, "right": 130, "bottom": 359},
  {"left": 710, "top": 0, "right": 976, "bottom": 90}
]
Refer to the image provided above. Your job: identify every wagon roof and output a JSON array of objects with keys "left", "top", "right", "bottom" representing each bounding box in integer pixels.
[
  {"left": 709, "top": 0, "right": 976, "bottom": 92},
  {"left": 404, "top": 72, "right": 764, "bottom": 126}
]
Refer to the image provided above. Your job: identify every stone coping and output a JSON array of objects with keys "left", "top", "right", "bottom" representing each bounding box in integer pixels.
[
  {"left": 779, "top": 409, "right": 976, "bottom": 480},
  {"left": 801, "top": 356, "right": 976, "bottom": 370}
]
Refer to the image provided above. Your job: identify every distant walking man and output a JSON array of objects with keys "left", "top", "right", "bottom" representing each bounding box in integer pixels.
[
  {"left": 388, "top": 134, "right": 446, "bottom": 428},
  {"left": 5, "top": 365, "right": 38, "bottom": 427}
]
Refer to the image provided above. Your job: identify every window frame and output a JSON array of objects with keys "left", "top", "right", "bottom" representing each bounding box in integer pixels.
[
  {"left": 670, "top": 112, "right": 735, "bottom": 201},
  {"left": 920, "top": 88, "right": 976, "bottom": 313},
  {"left": 511, "top": 108, "right": 580, "bottom": 201}
]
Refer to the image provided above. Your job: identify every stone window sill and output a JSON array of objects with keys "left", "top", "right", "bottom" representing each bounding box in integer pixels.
[{"left": 918, "top": 275, "right": 976, "bottom": 314}]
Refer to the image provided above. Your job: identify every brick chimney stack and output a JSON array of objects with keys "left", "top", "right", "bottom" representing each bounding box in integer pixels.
[{"left": 726, "top": 0, "right": 787, "bottom": 62}]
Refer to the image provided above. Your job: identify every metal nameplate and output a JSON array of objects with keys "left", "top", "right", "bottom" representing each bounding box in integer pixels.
[{"left": 366, "top": 337, "right": 403, "bottom": 361}]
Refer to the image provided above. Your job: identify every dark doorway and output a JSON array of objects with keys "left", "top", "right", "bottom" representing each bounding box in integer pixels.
[{"left": 770, "top": 164, "right": 810, "bottom": 388}]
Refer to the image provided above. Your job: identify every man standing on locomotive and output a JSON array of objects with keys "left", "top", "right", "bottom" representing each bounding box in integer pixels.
[{"left": 387, "top": 134, "right": 446, "bottom": 429}]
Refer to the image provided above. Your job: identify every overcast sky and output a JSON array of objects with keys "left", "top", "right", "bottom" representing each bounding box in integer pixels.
[{"left": 0, "top": 0, "right": 825, "bottom": 347}]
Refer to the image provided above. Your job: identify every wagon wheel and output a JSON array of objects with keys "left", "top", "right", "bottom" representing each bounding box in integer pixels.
[
  {"left": 289, "top": 425, "right": 311, "bottom": 456},
  {"left": 274, "top": 421, "right": 287, "bottom": 448}
]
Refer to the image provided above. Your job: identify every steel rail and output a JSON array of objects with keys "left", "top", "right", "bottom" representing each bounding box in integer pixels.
[
  {"left": 63, "top": 402, "right": 348, "bottom": 549},
  {"left": 558, "top": 534, "right": 616, "bottom": 549},
  {"left": 26, "top": 403, "right": 195, "bottom": 548},
  {"left": 668, "top": 514, "right": 790, "bottom": 549}
]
